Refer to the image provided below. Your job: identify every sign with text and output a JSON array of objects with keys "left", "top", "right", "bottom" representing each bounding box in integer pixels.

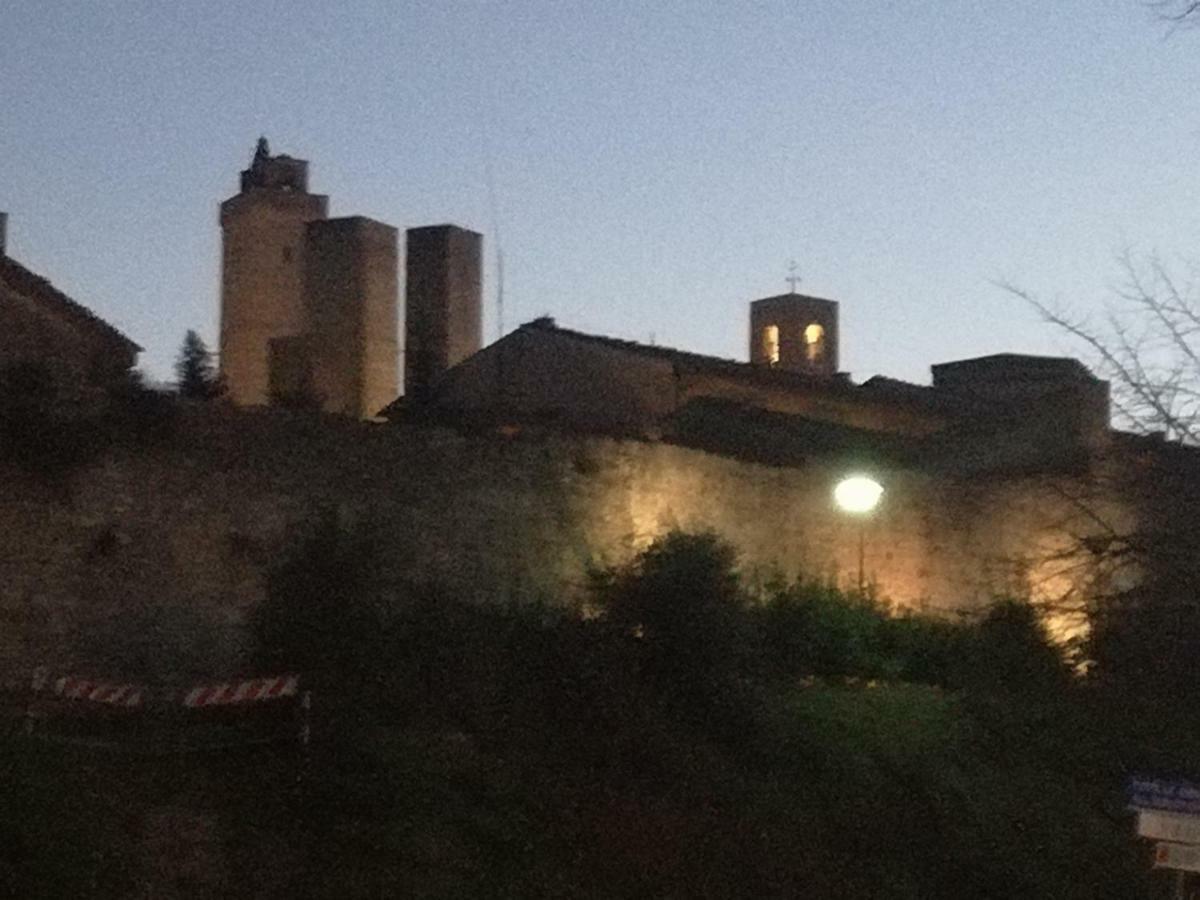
[
  {"left": 1154, "top": 842, "right": 1200, "bottom": 873},
  {"left": 1138, "top": 810, "right": 1200, "bottom": 845},
  {"left": 1128, "top": 776, "right": 1200, "bottom": 816}
]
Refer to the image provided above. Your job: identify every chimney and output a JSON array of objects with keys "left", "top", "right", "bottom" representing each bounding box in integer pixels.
[{"left": 0, "top": 212, "right": 7, "bottom": 257}]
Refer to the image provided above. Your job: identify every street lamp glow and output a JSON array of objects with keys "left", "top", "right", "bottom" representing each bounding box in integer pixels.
[{"left": 833, "top": 475, "right": 884, "bottom": 514}]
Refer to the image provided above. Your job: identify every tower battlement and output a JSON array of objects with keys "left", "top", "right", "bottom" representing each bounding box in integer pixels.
[{"left": 239, "top": 137, "right": 309, "bottom": 192}]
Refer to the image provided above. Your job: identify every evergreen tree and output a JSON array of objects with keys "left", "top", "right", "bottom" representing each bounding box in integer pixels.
[{"left": 174, "top": 330, "right": 223, "bottom": 399}]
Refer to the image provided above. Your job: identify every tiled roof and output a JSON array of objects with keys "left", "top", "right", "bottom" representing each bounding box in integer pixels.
[
  {"left": 0, "top": 255, "right": 141, "bottom": 353},
  {"left": 520, "top": 317, "right": 859, "bottom": 395}
]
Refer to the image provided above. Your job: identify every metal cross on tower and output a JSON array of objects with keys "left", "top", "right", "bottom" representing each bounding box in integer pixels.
[{"left": 786, "top": 260, "right": 802, "bottom": 294}]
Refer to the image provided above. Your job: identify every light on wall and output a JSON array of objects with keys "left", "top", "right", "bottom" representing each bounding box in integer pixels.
[
  {"left": 833, "top": 475, "right": 883, "bottom": 515},
  {"left": 834, "top": 474, "right": 884, "bottom": 593}
]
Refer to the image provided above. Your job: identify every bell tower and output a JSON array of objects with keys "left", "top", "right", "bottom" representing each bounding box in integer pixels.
[
  {"left": 749, "top": 291, "right": 839, "bottom": 377},
  {"left": 219, "top": 138, "right": 329, "bottom": 406}
]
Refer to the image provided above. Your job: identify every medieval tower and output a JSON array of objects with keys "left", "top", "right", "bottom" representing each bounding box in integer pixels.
[
  {"left": 404, "top": 224, "right": 483, "bottom": 402},
  {"left": 218, "top": 139, "right": 400, "bottom": 418},
  {"left": 749, "top": 291, "right": 839, "bottom": 377},
  {"left": 219, "top": 140, "right": 328, "bottom": 406}
]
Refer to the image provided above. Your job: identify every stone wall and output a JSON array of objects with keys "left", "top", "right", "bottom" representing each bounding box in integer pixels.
[{"left": 0, "top": 406, "right": 1123, "bottom": 676}]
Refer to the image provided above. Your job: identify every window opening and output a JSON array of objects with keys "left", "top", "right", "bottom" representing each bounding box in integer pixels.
[
  {"left": 804, "top": 322, "right": 824, "bottom": 363},
  {"left": 763, "top": 325, "right": 780, "bottom": 365}
]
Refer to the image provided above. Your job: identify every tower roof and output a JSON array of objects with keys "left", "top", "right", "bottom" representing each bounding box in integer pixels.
[{"left": 750, "top": 291, "right": 839, "bottom": 309}]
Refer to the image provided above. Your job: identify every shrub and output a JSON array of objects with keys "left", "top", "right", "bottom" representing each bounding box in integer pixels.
[
  {"left": 757, "top": 580, "right": 892, "bottom": 680},
  {"left": 963, "top": 599, "right": 1068, "bottom": 695},
  {"left": 592, "top": 531, "right": 750, "bottom": 710},
  {"left": 880, "top": 612, "right": 968, "bottom": 687},
  {"left": 101, "top": 368, "right": 178, "bottom": 447}
]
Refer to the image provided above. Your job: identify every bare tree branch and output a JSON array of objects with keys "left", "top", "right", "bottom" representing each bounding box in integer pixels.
[
  {"left": 1157, "top": 0, "right": 1200, "bottom": 21},
  {"left": 995, "top": 275, "right": 1200, "bottom": 441}
]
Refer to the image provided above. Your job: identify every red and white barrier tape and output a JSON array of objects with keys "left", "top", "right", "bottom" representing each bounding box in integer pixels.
[
  {"left": 53, "top": 676, "right": 144, "bottom": 708},
  {"left": 183, "top": 675, "right": 299, "bottom": 708},
  {"left": 27, "top": 670, "right": 301, "bottom": 709}
]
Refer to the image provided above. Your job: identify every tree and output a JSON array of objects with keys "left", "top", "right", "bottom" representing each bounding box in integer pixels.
[
  {"left": 1003, "top": 256, "right": 1200, "bottom": 691},
  {"left": 1157, "top": 1, "right": 1200, "bottom": 26},
  {"left": 1004, "top": 253, "right": 1200, "bottom": 443},
  {"left": 173, "top": 329, "right": 223, "bottom": 400}
]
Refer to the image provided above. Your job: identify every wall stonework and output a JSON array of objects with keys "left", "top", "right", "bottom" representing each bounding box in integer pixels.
[{"left": 0, "top": 408, "right": 1124, "bottom": 673}]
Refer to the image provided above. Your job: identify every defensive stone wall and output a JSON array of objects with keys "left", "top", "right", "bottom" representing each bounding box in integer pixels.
[{"left": 0, "top": 406, "right": 1121, "bottom": 675}]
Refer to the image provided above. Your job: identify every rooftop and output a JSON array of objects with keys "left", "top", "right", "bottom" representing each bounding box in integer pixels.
[{"left": 0, "top": 254, "right": 141, "bottom": 353}]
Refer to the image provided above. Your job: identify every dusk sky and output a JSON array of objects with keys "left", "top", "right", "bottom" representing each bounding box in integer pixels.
[{"left": 3, "top": 1, "right": 1199, "bottom": 385}]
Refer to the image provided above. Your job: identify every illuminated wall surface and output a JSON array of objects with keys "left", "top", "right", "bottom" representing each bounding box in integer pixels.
[{"left": 0, "top": 408, "right": 1131, "bottom": 671}]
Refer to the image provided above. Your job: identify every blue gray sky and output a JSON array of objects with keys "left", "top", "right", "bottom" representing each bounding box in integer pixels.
[{"left": 3, "top": 1, "right": 1198, "bottom": 385}]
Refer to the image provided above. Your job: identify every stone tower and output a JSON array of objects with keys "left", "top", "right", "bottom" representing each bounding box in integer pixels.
[
  {"left": 219, "top": 138, "right": 328, "bottom": 406},
  {"left": 404, "top": 224, "right": 482, "bottom": 400},
  {"left": 749, "top": 292, "right": 839, "bottom": 377},
  {"left": 219, "top": 139, "right": 400, "bottom": 417},
  {"left": 302, "top": 217, "right": 399, "bottom": 418}
]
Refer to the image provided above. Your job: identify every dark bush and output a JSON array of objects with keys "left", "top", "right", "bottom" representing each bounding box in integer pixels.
[
  {"left": 592, "top": 530, "right": 750, "bottom": 713},
  {"left": 963, "top": 599, "right": 1068, "bottom": 695},
  {"left": 101, "top": 368, "right": 179, "bottom": 447},
  {"left": 756, "top": 580, "right": 892, "bottom": 680},
  {"left": 881, "top": 613, "right": 969, "bottom": 687}
]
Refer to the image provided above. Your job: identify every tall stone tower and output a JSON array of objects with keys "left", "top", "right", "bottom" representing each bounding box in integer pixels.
[
  {"left": 219, "top": 138, "right": 329, "bottom": 406},
  {"left": 749, "top": 292, "right": 839, "bottom": 377},
  {"left": 404, "top": 224, "right": 482, "bottom": 401},
  {"left": 219, "top": 139, "right": 400, "bottom": 417},
  {"left": 302, "top": 217, "right": 399, "bottom": 418}
]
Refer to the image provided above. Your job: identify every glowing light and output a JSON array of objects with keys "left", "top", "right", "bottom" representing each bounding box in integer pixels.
[
  {"left": 804, "top": 322, "right": 825, "bottom": 362},
  {"left": 763, "top": 324, "right": 780, "bottom": 365},
  {"left": 833, "top": 475, "right": 883, "bottom": 514}
]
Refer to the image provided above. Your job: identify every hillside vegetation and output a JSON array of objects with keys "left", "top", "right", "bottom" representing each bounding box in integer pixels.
[{"left": 3, "top": 526, "right": 1190, "bottom": 898}]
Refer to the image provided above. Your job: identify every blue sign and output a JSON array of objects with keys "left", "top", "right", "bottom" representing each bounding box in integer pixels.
[{"left": 1128, "top": 776, "right": 1200, "bottom": 815}]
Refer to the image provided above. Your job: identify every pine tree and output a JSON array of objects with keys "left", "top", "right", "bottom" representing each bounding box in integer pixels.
[{"left": 174, "top": 330, "right": 223, "bottom": 400}]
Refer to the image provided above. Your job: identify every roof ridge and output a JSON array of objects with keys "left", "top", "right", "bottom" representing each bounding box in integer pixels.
[
  {"left": 524, "top": 317, "right": 784, "bottom": 371},
  {"left": 518, "top": 317, "right": 859, "bottom": 393},
  {"left": 0, "top": 255, "right": 141, "bottom": 352}
]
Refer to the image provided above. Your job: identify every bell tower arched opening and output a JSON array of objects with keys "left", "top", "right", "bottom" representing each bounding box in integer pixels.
[{"left": 749, "top": 293, "right": 839, "bottom": 377}]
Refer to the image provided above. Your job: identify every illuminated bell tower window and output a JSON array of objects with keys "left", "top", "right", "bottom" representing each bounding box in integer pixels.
[
  {"left": 763, "top": 324, "right": 780, "bottom": 365},
  {"left": 804, "top": 322, "right": 825, "bottom": 363}
]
